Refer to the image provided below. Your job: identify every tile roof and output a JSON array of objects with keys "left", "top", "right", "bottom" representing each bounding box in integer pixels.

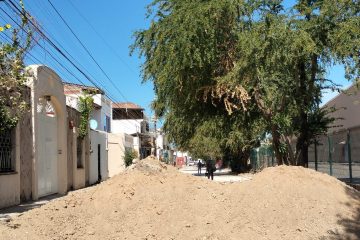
[
  {"left": 112, "top": 102, "right": 144, "bottom": 110},
  {"left": 63, "top": 82, "right": 104, "bottom": 94}
]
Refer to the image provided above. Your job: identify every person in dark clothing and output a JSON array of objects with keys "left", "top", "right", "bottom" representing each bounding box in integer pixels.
[
  {"left": 197, "top": 160, "right": 202, "bottom": 175},
  {"left": 206, "top": 160, "right": 216, "bottom": 180}
]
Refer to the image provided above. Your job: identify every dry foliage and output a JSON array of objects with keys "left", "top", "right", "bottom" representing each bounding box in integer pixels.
[{"left": 201, "top": 83, "right": 250, "bottom": 114}]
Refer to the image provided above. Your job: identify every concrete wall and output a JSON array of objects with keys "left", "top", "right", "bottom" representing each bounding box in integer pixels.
[
  {"left": 27, "top": 65, "right": 68, "bottom": 200},
  {"left": 0, "top": 127, "right": 20, "bottom": 209},
  {"left": 67, "top": 107, "right": 75, "bottom": 190},
  {"left": 0, "top": 87, "right": 33, "bottom": 208},
  {"left": 89, "top": 130, "right": 108, "bottom": 185},
  {"left": 66, "top": 106, "right": 88, "bottom": 191},
  {"left": 108, "top": 133, "right": 134, "bottom": 177},
  {"left": 20, "top": 88, "right": 33, "bottom": 202}
]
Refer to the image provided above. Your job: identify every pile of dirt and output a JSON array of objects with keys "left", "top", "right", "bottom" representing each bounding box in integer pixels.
[{"left": 0, "top": 157, "right": 359, "bottom": 240}]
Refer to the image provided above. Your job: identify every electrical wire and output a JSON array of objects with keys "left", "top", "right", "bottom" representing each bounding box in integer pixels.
[{"left": 2, "top": 0, "right": 148, "bottom": 131}]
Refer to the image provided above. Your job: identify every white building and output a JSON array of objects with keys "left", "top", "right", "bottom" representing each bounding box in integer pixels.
[
  {"left": 64, "top": 82, "right": 112, "bottom": 133},
  {"left": 112, "top": 102, "right": 152, "bottom": 159},
  {"left": 64, "top": 82, "right": 111, "bottom": 184},
  {"left": 156, "top": 129, "right": 169, "bottom": 158}
]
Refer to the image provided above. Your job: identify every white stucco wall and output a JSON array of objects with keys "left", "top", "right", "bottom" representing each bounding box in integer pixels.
[
  {"left": 92, "top": 94, "right": 112, "bottom": 132},
  {"left": 156, "top": 135, "right": 164, "bottom": 149},
  {"left": 91, "top": 108, "right": 102, "bottom": 130},
  {"left": 27, "top": 65, "right": 68, "bottom": 200},
  {"left": 112, "top": 119, "right": 142, "bottom": 135},
  {"left": 108, "top": 132, "right": 134, "bottom": 177},
  {"left": 89, "top": 130, "right": 109, "bottom": 185},
  {"left": 72, "top": 129, "right": 86, "bottom": 190},
  {"left": 66, "top": 93, "right": 112, "bottom": 133},
  {"left": 133, "top": 136, "right": 140, "bottom": 156}
]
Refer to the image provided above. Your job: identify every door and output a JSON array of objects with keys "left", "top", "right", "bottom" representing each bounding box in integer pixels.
[{"left": 37, "top": 103, "right": 58, "bottom": 197}]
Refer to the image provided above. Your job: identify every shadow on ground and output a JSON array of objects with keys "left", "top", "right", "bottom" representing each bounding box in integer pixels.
[
  {"left": 326, "top": 186, "right": 360, "bottom": 240},
  {"left": 192, "top": 170, "right": 237, "bottom": 177},
  {"left": 0, "top": 194, "right": 62, "bottom": 220}
]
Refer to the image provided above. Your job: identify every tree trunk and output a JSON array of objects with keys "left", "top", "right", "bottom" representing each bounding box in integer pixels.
[
  {"left": 228, "top": 148, "right": 251, "bottom": 173},
  {"left": 271, "top": 125, "right": 283, "bottom": 165},
  {"left": 296, "top": 60, "right": 309, "bottom": 167}
]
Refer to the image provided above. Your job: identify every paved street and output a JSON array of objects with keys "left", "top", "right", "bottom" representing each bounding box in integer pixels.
[{"left": 179, "top": 165, "right": 253, "bottom": 183}]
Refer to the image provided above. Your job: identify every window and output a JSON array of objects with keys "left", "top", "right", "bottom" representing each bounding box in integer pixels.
[
  {"left": 0, "top": 130, "right": 14, "bottom": 173},
  {"left": 77, "top": 137, "right": 84, "bottom": 168}
]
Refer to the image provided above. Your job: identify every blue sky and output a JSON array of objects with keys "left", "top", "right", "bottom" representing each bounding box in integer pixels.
[
  {"left": 22, "top": 0, "right": 155, "bottom": 116},
  {"left": 2, "top": 0, "right": 353, "bottom": 116}
]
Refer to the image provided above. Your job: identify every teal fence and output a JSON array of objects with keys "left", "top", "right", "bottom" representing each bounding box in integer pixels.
[
  {"left": 250, "top": 127, "right": 360, "bottom": 184},
  {"left": 308, "top": 127, "right": 360, "bottom": 184},
  {"left": 250, "top": 145, "right": 275, "bottom": 171}
]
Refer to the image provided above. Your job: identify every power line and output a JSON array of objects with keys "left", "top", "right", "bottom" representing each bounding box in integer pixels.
[
  {"left": 65, "top": 0, "right": 138, "bottom": 76},
  {"left": 47, "top": 0, "right": 129, "bottom": 102},
  {"left": 45, "top": 0, "right": 151, "bottom": 124},
  {"left": 44, "top": 0, "right": 145, "bottom": 122},
  {"left": 6, "top": 0, "right": 104, "bottom": 92},
  {"left": 3, "top": 0, "right": 147, "bottom": 130}
]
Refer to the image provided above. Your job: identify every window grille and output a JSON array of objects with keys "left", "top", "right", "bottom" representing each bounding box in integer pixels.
[{"left": 0, "top": 131, "right": 13, "bottom": 172}]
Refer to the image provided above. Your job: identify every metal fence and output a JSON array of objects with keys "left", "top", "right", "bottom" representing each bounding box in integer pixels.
[
  {"left": 308, "top": 127, "right": 360, "bottom": 184},
  {"left": 250, "top": 145, "right": 275, "bottom": 171},
  {"left": 250, "top": 127, "right": 360, "bottom": 184}
]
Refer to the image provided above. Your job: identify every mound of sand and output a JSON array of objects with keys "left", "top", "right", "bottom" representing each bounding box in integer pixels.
[{"left": 0, "top": 157, "right": 359, "bottom": 240}]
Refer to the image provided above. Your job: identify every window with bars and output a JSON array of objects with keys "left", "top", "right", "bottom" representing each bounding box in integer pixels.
[{"left": 0, "top": 130, "right": 14, "bottom": 173}]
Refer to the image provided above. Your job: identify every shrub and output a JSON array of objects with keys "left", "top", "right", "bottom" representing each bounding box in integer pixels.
[{"left": 124, "top": 149, "right": 137, "bottom": 167}]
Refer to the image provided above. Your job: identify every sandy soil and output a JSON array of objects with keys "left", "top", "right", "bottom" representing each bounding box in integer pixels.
[{"left": 0, "top": 157, "right": 359, "bottom": 240}]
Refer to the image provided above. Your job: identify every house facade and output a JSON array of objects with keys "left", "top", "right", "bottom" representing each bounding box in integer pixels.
[
  {"left": 0, "top": 65, "right": 110, "bottom": 209},
  {"left": 64, "top": 83, "right": 112, "bottom": 133},
  {"left": 112, "top": 102, "right": 152, "bottom": 159},
  {"left": 0, "top": 65, "right": 69, "bottom": 208},
  {"left": 64, "top": 82, "right": 111, "bottom": 185},
  {"left": 0, "top": 65, "right": 153, "bottom": 209}
]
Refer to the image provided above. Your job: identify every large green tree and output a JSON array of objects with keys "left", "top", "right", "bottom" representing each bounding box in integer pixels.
[{"left": 132, "top": 0, "right": 359, "bottom": 167}]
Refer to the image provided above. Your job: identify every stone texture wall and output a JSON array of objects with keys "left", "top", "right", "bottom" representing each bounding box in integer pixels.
[
  {"left": 66, "top": 106, "right": 89, "bottom": 190},
  {"left": 20, "top": 87, "right": 33, "bottom": 202},
  {"left": 66, "top": 106, "right": 79, "bottom": 190}
]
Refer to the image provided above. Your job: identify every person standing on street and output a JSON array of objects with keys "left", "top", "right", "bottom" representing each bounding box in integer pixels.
[
  {"left": 197, "top": 160, "right": 202, "bottom": 175},
  {"left": 206, "top": 160, "right": 215, "bottom": 180}
]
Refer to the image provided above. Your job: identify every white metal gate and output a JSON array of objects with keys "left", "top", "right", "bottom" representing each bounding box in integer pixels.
[{"left": 37, "top": 101, "right": 58, "bottom": 197}]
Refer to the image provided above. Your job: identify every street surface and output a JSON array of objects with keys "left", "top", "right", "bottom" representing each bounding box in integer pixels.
[{"left": 179, "top": 165, "right": 252, "bottom": 183}]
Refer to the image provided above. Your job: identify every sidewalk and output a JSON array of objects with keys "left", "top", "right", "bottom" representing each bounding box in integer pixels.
[
  {"left": 179, "top": 165, "right": 252, "bottom": 183},
  {"left": 0, "top": 194, "right": 62, "bottom": 222}
]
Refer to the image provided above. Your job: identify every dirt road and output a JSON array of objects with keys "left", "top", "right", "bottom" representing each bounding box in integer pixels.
[{"left": 0, "top": 157, "right": 359, "bottom": 240}]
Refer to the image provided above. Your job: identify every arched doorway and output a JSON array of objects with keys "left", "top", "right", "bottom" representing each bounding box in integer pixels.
[
  {"left": 37, "top": 96, "right": 58, "bottom": 197},
  {"left": 26, "top": 65, "right": 68, "bottom": 200}
]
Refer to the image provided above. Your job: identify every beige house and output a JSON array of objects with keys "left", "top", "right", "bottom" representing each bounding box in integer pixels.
[
  {"left": 0, "top": 65, "right": 142, "bottom": 209},
  {"left": 0, "top": 88, "right": 31, "bottom": 208},
  {"left": 0, "top": 65, "right": 89, "bottom": 209},
  {"left": 108, "top": 132, "right": 134, "bottom": 177}
]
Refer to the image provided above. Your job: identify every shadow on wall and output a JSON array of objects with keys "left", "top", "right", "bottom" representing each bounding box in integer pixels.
[{"left": 328, "top": 186, "right": 360, "bottom": 240}]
